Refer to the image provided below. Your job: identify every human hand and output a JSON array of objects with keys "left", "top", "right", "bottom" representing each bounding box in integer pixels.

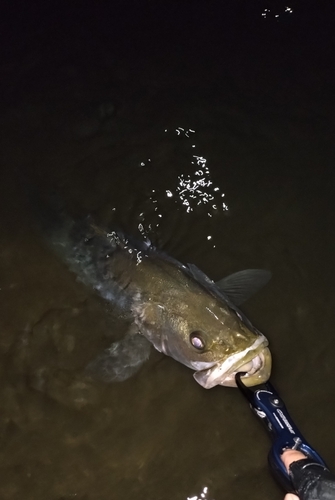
[{"left": 282, "top": 449, "right": 306, "bottom": 500}]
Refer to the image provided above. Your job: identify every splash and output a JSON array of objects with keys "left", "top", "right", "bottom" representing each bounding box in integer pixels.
[
  {"left": 187, "top": 485, "right": 214, "bottom": 500},
  {"left": 136, "top": 127, "right": 229, "bottom": 247}
]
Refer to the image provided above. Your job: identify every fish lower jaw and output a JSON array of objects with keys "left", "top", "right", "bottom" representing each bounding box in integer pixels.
[
  {"left": 193, "top": 346, "right": 272, "bottom": 389},
  {"left": 223, "top": 347, "right": 272, "bottom": 387}
]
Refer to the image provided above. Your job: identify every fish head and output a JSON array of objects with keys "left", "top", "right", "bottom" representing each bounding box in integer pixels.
[{"left": 139, "top": 289, "right": 271, "bottom": 389}]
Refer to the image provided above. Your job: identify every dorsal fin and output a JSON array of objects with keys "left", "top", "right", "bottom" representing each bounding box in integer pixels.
[{"left": 216, "top": 269, "right": 272, "bottom": 305}]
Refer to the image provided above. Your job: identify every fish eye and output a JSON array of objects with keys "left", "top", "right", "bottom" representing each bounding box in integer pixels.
[{"left": 190, "top": 331, "right": 205, "bottom": 350}]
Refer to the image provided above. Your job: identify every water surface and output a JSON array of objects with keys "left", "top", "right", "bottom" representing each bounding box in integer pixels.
[{"left": 0, "top": 2, "right": 335, "bottom": 499}]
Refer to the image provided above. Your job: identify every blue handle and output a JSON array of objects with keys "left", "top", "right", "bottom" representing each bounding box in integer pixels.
[{"left": 235, "top": 374, "right": 328, "bottom": 492}]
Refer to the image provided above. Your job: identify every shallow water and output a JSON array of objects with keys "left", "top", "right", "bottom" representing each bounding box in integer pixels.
[{"left": 1, "top": 2, "right": 335, "bottom": 499}]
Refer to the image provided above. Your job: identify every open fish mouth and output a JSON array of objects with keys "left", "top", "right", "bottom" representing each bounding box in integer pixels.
[
  {"left": 222, "top": 347, "right": 272, "bottom": 387},
  {"left": 193, "top": 344, "right": 272, "bottom": 389}
]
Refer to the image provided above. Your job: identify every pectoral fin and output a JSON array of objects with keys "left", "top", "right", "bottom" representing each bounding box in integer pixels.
[{"left": 86, "top": 332, "right": 151, "bottom": 382}]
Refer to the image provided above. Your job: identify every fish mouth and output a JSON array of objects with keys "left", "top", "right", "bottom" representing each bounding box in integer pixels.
[
  {"left": 221, "top": 347, "right": 272, "bottom": 387},
  {"left": 193, "top": 343, "right": 272, "bottom": 389}
]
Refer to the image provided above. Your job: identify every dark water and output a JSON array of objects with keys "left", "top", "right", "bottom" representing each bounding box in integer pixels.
[{"left": 1, "top": 1, "right": 335, "bottom": 499}]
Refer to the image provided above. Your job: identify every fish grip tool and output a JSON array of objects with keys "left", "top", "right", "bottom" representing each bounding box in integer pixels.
[{"left": 235, "top": 373, "right": 328, "bottom": 493}]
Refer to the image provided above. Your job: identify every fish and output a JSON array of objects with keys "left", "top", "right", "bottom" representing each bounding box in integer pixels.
[
  {"left": 26, "top": 184, "right": 272, "bottom": 389},
  {"left": 38, "top": 204, "right": 272, "bottom": 389}
]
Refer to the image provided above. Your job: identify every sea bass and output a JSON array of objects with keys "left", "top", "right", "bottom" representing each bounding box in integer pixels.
[{"left": 43, "top": 210, "right": 272, "bottom": 389}]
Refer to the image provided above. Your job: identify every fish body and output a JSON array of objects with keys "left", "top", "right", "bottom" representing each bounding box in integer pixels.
[{"left": 49, "top": 215, "right": 271, "bottom": 389}]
